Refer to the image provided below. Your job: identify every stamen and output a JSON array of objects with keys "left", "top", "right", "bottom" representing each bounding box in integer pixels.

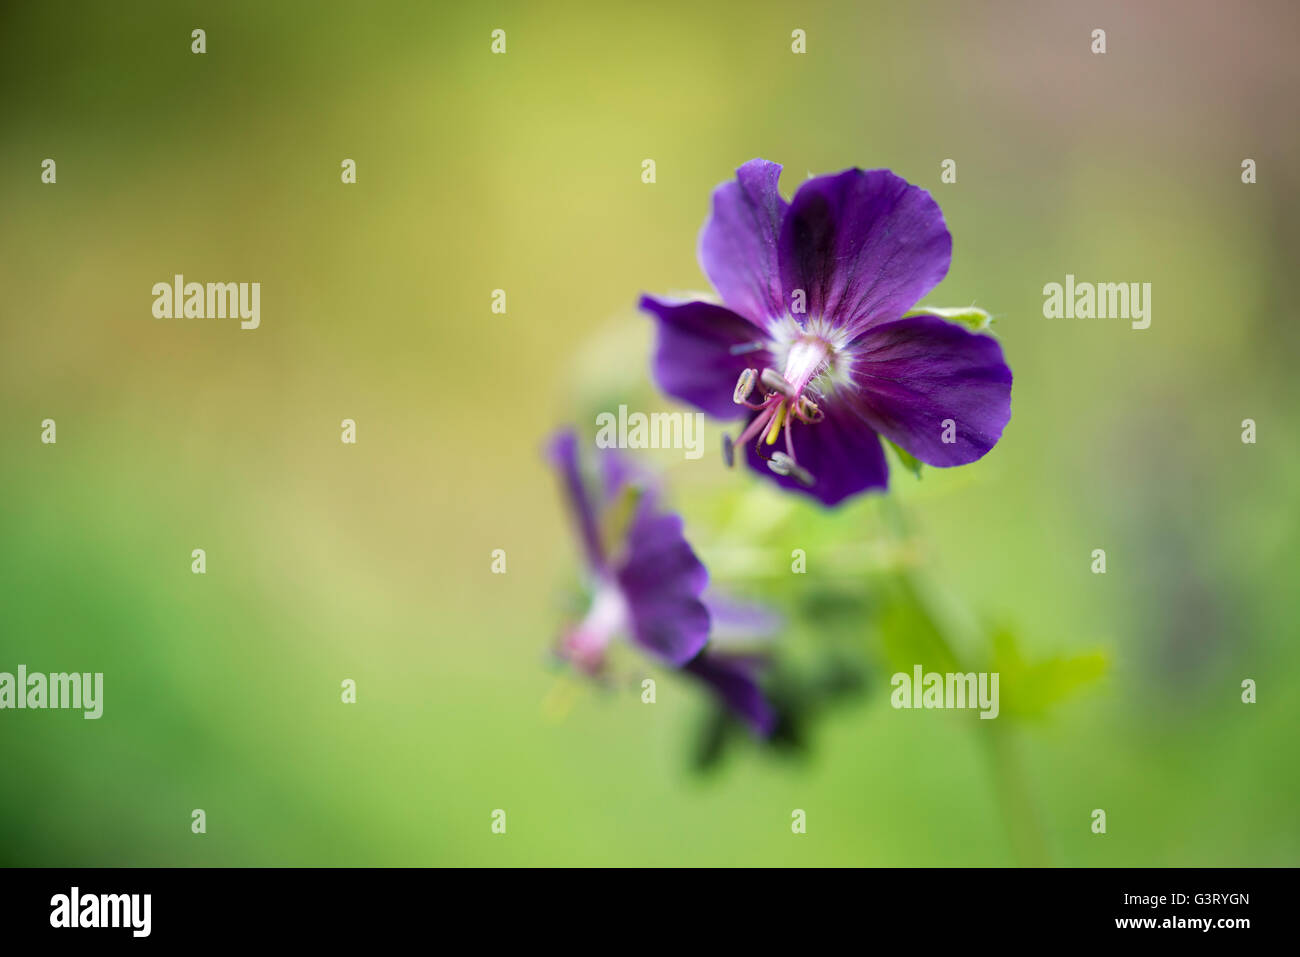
[
  {"left": 733, "top": 368, "right": 757, "bottom": 404},
  {"left": 767, "top": 452, "right": 815, "bottom": 487},
  {"left": 728, "top": 341, "right": 767, "bottom": 356},
  {"left": 760, "top": 367, "right": 794, "bottom": 397},
  {"left": 721, "top": 433, "right": 735, "bottom": 468},
  {"left": 735, "top": 402, "right": 779, "bottom": 448}
]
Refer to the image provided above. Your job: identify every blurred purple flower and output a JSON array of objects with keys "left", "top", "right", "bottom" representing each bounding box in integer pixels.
[
  {"left": 548, "top": 429, "right": 777, "bottom": 736},
  {"left": 640, "top": 159, "right": 1012, "bottom": 505}
]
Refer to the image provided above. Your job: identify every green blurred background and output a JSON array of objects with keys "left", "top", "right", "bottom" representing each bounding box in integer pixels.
[{"left": 2, "top": 0, "right": 1297, "bottom": 866}]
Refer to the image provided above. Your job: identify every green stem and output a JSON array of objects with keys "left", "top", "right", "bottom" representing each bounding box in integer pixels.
[
  {"left": 982, "top": 725, "right": 1053, "bottom": 866},
  {"left": 882, "top": 500, "right": 1053, "bottom": 865}
]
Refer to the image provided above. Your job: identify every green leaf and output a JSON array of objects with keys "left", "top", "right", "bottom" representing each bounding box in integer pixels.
[
  {"left": 886, "top": 439, "right": 923, "bottom": 479},
  {"left": 906, "top": 305, "right": 994, "bottom": 331},
  {"left": 877, "top": 577, "right": 962, "bottom": 676},
  {"left": 989, "top": 627, "right": 1108, "bottom": 719}
]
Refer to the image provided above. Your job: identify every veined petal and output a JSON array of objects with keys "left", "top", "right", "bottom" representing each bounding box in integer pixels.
[
  {"left": 845, "top": 314, "right": 1012, "bottom": 467},
  {"left": 699, "top": 159, "right": 788, "bottom": 327},
  {"left": 639, "top": 294, "right": 773, "bottom": 419},
  {"left": 779, "top": 169, "right": 951, "bottom": 337},
  {"left": 742, "top": 398, "right": 889, "bottom": 506}
]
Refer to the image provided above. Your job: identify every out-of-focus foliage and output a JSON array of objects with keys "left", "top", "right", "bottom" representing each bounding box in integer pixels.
[{"left": 2, "top": 0, "right": 1297, "bottom": 867}]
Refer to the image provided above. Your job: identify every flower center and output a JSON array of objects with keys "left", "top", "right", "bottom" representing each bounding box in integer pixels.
[
  {"left": 725, "top": 333, "right": 834, "bottom": 487},
  {"left": 561, "top": 582, "right": 629, "bottom": 674},
  {"left": 780, "top": 336, "right": 831, "bottom": 396}
]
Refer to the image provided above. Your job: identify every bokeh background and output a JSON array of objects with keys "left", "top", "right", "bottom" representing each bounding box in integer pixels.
[{"left": 2, "top": 0, "right": 1297, "bottom": 866}]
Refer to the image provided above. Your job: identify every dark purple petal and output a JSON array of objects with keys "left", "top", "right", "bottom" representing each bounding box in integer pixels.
[
  {"left": 639, "top": 295, "right": 773, "bottom": 419},
  {"left": 743, "top": 399, "right": 889, "bottom": 506},
  {"left": 547, "top": 429, "right": 607, "bottom": 573},
  {"left": 778, "top": 169, "right": 951, "bottom": 337},
  {"left": 616, "top": 508, "right": 711, "bottom": 666},
  {"left": 683, "top": 653, "right": 777, "bottom": 737},
  {"left": 698, "top": 159, "right": 788, "bottom": 326},
  {"left": 844, "top": 314, "right": 1012, "bottom": 467}
]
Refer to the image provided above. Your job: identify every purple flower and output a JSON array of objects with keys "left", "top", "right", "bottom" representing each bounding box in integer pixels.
[
  {"left": 640, "top": 160, "right": 1013, "bottom": 506},
  {"left": 548, "top": 429, "right": 777, "bottom": 736}
]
